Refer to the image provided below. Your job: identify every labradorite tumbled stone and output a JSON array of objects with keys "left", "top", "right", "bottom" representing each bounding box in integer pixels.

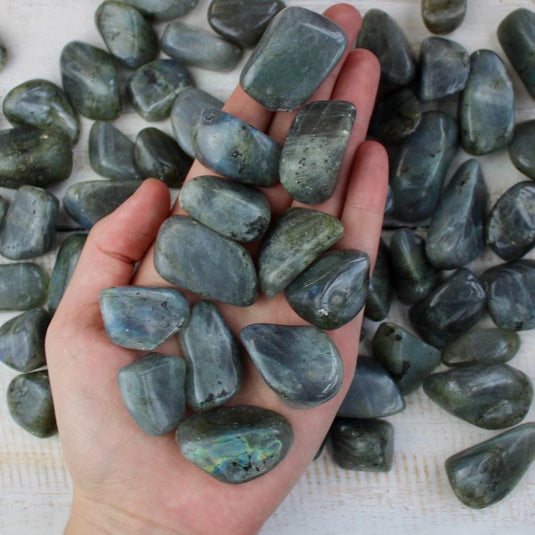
[
  {"left": 123, "top": 0, "right": 198, "bottom": 21},
  {"left": 424, "top": 363, "right": 533, "bottom": 429},
  {"left": 280, "top": 100, "right": 356, "bottom": 204},
  {"left": 179, "top": 175, "right": 270, "bottom": 242},
  {"left": 118, "top": 353, "right": 186, "bottom": 435},
  {"left": 446, "top": 423, "right": 535, "bottom": 509},
  {"left": 155, "top": 216, "right": 258, "bottom": 306},
  {"left": 365, "top": 239, "right": 392, "bottom": 322},
  {"left": 509, "top": 120, "right": 535, "bottom": 180},
  {"left": 240, "top": 6, "right": 347, "bottom": 111},
  {"left": 421, "top": 0, "right": 466, "bottom": 35},
  {"left": 0, "top": 263, "right": 48, "bottom": 311},
  {"left": 60, "top": 41, "right": 121, "bottom": 120}
]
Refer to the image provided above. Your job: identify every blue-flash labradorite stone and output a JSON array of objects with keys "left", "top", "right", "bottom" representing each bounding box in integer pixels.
[
  {"left": 365, "top": 239, "right": 393, "bottom": 322},
  {"left": 100, "top": 286, "right": 189, "bottom": 350},
  {"left": 118, "top": 353, "right": 186, "bottom": 435},
  {"left": 0, "top": 263, "right": 48, "bottom": 311},
  {"left": 176, "top": 405, "right": 293, "bottom": 484},
  {"left": 509, "top": 120, "right": 535, "bottom": 180},
  {"left": 123, "top": 0, "right": 198, "bottom": 21},
  {"left": 421, "top": 0, "right": 466, "bottom": 35},
  {"left": 240, "top": 6, "right": 347, "bottom": 111},
  {"left": 240, "top": 323, "right": 343, "bottom": 408}
]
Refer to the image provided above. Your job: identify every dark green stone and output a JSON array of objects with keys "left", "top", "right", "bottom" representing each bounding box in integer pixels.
[
  {"left": 123, "top": 0, "right": 198, "bottom": 21},
  {"left": 421, "top": 0, "right": 466, "bottom": 35},
  {"left": 509, "top": 120, "right": 535, "bottom": 180},
  {"left": 0, "top": 263, "right": 48, "bottom": 311},
  {"left": 364, "top": 239, "right": 392, "bottom": 322}
]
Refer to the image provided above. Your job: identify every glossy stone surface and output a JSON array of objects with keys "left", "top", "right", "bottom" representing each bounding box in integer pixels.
[
  {"left": 60, "top": 41, "right": 121, "bottom": 120},
  {"left": 286, "top": 249, "right": 369, "bottom": 330},
  {"left": 118, "top": 353, "right": 186, "bottom": 435},
  {"left": 208, "top": 0, "right": 285, "bottom": 48},
  {"left": 177, "top": 405, "right": 293, "bottom": 484},
  {"left": 126, "top": 59, "right": 193, "bottom": 121},
  {"left": 445, "top": 423, "right": 535, "bottom": 508},
  {"left": 240, "top": 6, "right": 347, "bottom": 111},
  {"left": 422, "top": 0, "right": 466, "bottom": 34},
  {"left": 509, "top": 120, "right": 535, "bottom": 179},
  {"left": 0, "top": 263, "right": 48, "bottom": 311},
  {"left": 424, "top": 363, "right": 533, "bottom": 429},
  {"left": 329, "top": 418, "right": 394, "bottom": 472},
  {"left": 258, "top": 207, "right": 344, "bottom": 297},
  {"left": 0, "top": 186, "right": 58, "bottom": 260},
  {"left": 154, "top": 216, "right": 258, "bottom": 306},
  {"left": 409, "top": 269, "right": 486, "bottom": 348},
  {"left": 241, "top": 323, "right": 343, "bottom": 408},
  {"left": 161, "top": 21, "right": 242, "bottom": 72},
  {"left": 390, "top": 111, "right": 457, "bottom": 223},
  {"left": 100, "top": 286, "right": 189, "bottom": 350},
  {"left": 460, "top": 50, "right": 514, "bottom": 155},
  {"left": 280, "top": 100, "right": 355, "bottom": 204},
  {"left": 3, "top": 79, "right": 80, "bottom": 144},
  {"left": 0, "top": 309, "right": 50, "bottom": 372},
  {"left": 123, "top": 0, "right": 198, "bottom": 21},
  {"left": 179, "top": 175, "right": 270, "bottom": 242},
  {"left": 426, "top": 159, "right": 488, "bottom": 269},
  {"left": 418, "top": 36, "right": 470, "bottom": 101},
  {"left": 180, "top": 301, "right": 241, "bottom": 411},
  {"left": 365, "top": 239, "right": 393, "bottom": 322}
]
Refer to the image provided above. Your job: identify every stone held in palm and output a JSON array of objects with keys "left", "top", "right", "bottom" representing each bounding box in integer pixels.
[
  {"left": 0, "top": 263, "right": 48, "bottom": 311},
  {"left": 421, "top": 0, "right": 466, "bottom": 35}
]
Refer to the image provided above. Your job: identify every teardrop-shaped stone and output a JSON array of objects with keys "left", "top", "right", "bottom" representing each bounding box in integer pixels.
[
  {"left": 285, "top": 249, "right": 370, "bottom": 330},
  {"left": 365, "top": 239, "right": 393, "bottom": 322},
  {"left": 280, "top": 100, "right": 356, "bottom": 204},
  {"left": 424, "top": 363, "right": 533, "bottom": 429},
  {"left": 426, "top": 159, "right": 488, "bottom": 269},
  {"left": 329, "top": 418, "right": 394, "bottom": 472},
  {"left": 409, "top": 269, "right": 487, "bottom": 348},
  {"left": 0, "top": 309, "right": 50, "bottom": 372},
  {"left": 60, "top": 41, "right": 121, "bottom": 120},
  {"left": 154, "top": 215, "right": 258, "bottom": 306},
  {"left": 179, "top": 175, "right": 270, "bottom": 242},
  {"left": 118, "top": 353, "right": 186, "bottom": 435},
  {"left": 180, "top": 301, "right": 241, "bottom": 411},
  {"left": 509, "top": 120, "right": 535, "bottom": 180},
  {"left": 3, "top": 79, "right": 80, "bottom": 144},
  {"left": 338, "top": 356, "right": 406, "bottom": 418},
  {"left": 122, "top": 0, "right": 198, "bottom": 21},
  {"left": 258, "top": 207, "right": 344, "bottom": 297},
  {"left": 390, "top": 111, "right": 457, "bottom": 223},
  {"left": 372, "top": 322, "right": 441, "bottom": 395},
  {"left": 177, "top": 405, "right": 293, "bottom": 484},
  {"left": 240, "top": 6, "right": 347, "bottom": 111},
  {"left": 445, "top": 423, "right": 535, "bottom": 508},
  {"left": 0, "top": 263, "right": 48, "bottom": 311},
  {"left": 421, "top": 0, "right": 466, "bottom": 35},
  {"left": 459, "top": 50, "right": 514, "bottom": 155}
]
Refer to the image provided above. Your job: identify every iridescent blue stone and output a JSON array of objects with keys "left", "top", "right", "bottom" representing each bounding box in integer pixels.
[
  {"left": 421, "top": 0, "right": 466, "bottom": 35},
  {"left": 365, "top": 239, "right": 393, "bottom": 322},
  {"left": 0, "top": 263, "right": 48, "bottom": 311},
  {"left": 509, "top": 120, "right": 535, "bottom": 179},
  {"left": 123, "top": 0, "right": 198, "bottom": 21}
]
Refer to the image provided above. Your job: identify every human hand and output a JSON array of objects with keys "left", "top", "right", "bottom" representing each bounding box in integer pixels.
[{"left": 45, "top": 4, "right": 388, "bottom": 534}]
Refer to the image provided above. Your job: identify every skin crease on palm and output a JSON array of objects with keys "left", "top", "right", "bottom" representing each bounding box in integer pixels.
[{"left": 45, "top": 4, "right": 388, "bottom": 535}]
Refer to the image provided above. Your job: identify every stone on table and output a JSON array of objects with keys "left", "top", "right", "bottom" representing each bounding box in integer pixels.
[
  {"left": 122, "top": 0, "right": 198, "bottom": 21},
  {"left": 0, "top": 263, "right": 48, "bottom": 311},
  {"left": 509, "top": 120, "right": 535, "bottom": 180},
  {"left": 365, "top": 239, "right": 393, "bottom": 322},
  {"left": 421, "top": 0, "right": 466, "bottom": 35}
]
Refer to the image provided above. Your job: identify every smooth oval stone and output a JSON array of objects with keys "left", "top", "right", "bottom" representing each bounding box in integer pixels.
[
  {"left": 329, "top": 418, "right": 394, "bottom": 472},
  {"left": 338, "top": 356, "right": 406, "bottom": 418},
  {"left": 0, "top": 186, "right": 58, "bottom": 260},
  {"left": 280, "top": 100, "right": 356, "bottom": 204},
  {"left": 241, "top": 323, "right": 343, "bottom": 408},
  {"left": 118, "top": 353, "right": 186, "bottom": 435},
  {"left": 418, "top": 36, "right": 470, "bottom": 101},
  {"left": 365, "top": 239, "right": 393, "bottom": 322},
  {"left": 421, "top": 0, "right": 466, "bottom": 34},
  {"left": 177, "top": 405, "right": 293, "bottom": 484},
  {"left": 0, "top": 309, "right": 50, "bottom": 372},
  {"left": 442, "top": 328, "right": 521, "bottom": 367},
  {"left": 409, "top": 269, "right": 487, "bottom": 348},
  {"left": 372, "top": 322, "right": 441, "bottom": 395},
  {"left": 60, "top": 41, "right": 121, "bottom": 120},
  {"left": 126, "top": 58, "right": 193, "bottom": 121},
  {"left": 357, "top": 9, "right": 416, "bottom": 86},
  {"left": 161, "top": 21, "right": 242, "bottom": 72},
  {"left": 459, "top": 50, "right": 514, "bottom": 155},
  {"left": 0, "top": 126, "right": 73, "bottom": 189},
  {"left": 426, "top": 159, "right": 488, "bottom": 269},
  {"left": 63, "top": 180, "right": 140, "bottom": 229},
  {"left": 390, "top": 111, "right": 457, "bottom": 223},
  {"left": 208, "top": 0, "right": 285, "bottom": 48},
  {"left": 258, "top": 207, "right": 344, "bottom": 297},
  {"left": 96, "top": 1, "right": 158, "bottom": 69},
  {"left": 100, "top": 286, "right": 189, "bottom": 350},
  {"left": 445, "top": 423, "right": 535, "bottom": 509},
  {"left": 154, "top": 215, "right": 258, "bottom": 306},
  {"left": 7, "top": 370, "right": 56, "bottom": 438},
  {"left": 424, "top": 363, "right": 533, "bottom": 429},
  {"left": 240, "top": 6, "right": 347, "bottom": 111},
  {"left": 3, "top": 79, "right": 80, "bottom": 144},
  {"left": 0, "top": 263, "right": 48, "bottom": 311},
  {"left": 509, "top": 120, "right": 535, "bottom": 180},
  {"left": 285, "top": 249, "right": 370, "bottom": 330},
  {"left": 179, "top": 175, "right": 270, "bottom": 242},
  {"left": 193, "top": 108, "right": 281, "bottom": 187},
  {"left": 180, "top": 301, "right": 241, "bottom": 411},
  {"left": 135, "top": 127, "right": 192, "bottom": 187},
  {"left": 123, "top": 0, "right": 198, "bottom": 21}
]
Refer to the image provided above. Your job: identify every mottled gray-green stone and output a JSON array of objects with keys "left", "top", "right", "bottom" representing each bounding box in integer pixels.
[
  {"left": 0, "top": 263, "right": 48, "bottom": 311},
  {"left": 421, "top": 0, "right": 466, "bottom": 35},
  {"left": 509, "top": 120, "right": 535, "bottom": 180},
  {"left": 365, "top": 239, "right": 392, "bottom": 322},
  {"left": 123, "top": 0, "right": 198, "bottom": 21}
]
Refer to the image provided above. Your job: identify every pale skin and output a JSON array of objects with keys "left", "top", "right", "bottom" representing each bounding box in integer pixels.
[{"left": 45, "top": 4, "right": 388, "bottom": 534}]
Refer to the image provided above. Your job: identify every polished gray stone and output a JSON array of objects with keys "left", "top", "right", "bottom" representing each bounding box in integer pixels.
[
  {"left": 422, "top": 0, "right": 466, "bottom": 34},
  {"left": 365, "top": 239, "right": 393, "bottom": 322},
  {"left": 509, "top": 120, "right": 535, "bottom": 180},
  {"left": 0, "top": 263, "right": 48, "bottom": 311},
  {"left": 123, "top": 0, "right": 198, "bottom": 21}
]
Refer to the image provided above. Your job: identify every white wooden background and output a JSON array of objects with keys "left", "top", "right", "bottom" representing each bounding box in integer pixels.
[{"left": 1, "top": 0, "right": 535, "bottom": 533}]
